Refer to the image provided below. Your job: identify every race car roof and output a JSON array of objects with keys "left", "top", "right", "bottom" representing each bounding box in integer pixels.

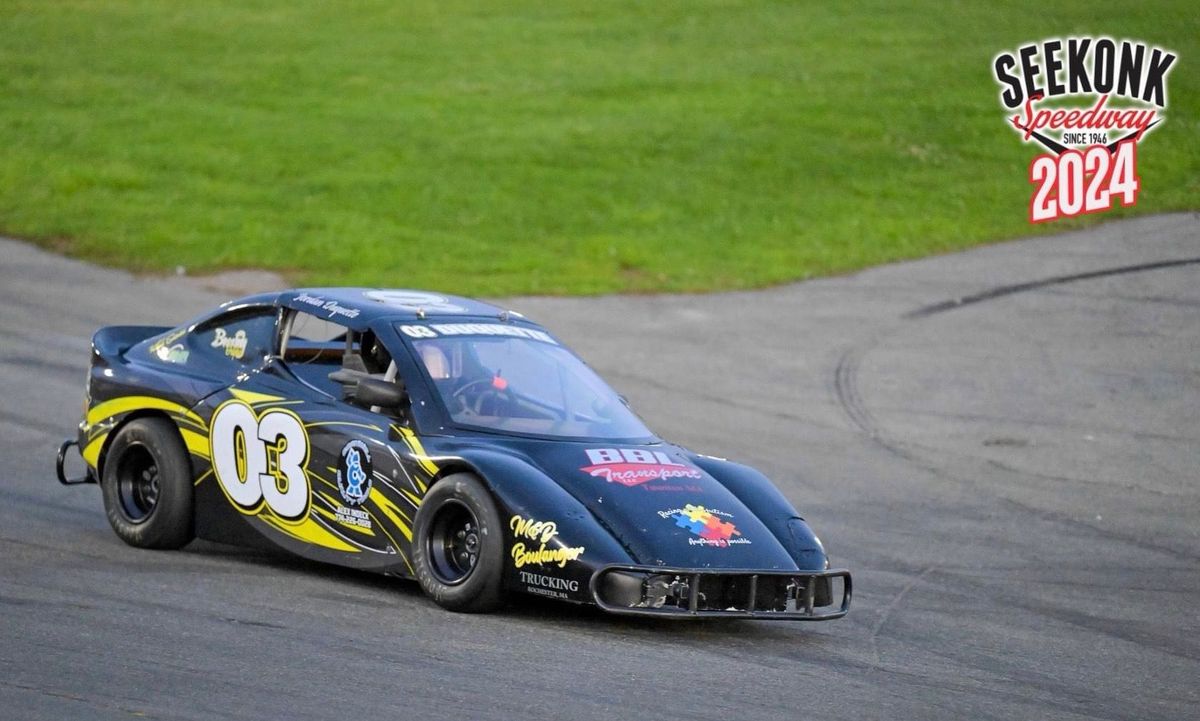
[{"left": 225, "top": 288, "right": 521, "bottom": 329}]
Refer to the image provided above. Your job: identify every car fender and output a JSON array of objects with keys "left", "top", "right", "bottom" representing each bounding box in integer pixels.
[
  {"left": 437, "top": 445, "right": 636, "bottom": 603},
  {"left": 689, "top": 454, "right": 828, "bottom": 571}
]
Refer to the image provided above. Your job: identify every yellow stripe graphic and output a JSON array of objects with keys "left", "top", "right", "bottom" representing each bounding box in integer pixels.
[
  {"left": 82, "top": 434, "right": 108, "bottom": 467},
  {"left": 179, "top": 429, "right": 211, "bottom": 459},
  {"left": 259, "top": 514, "right": 360, "bottom": 553},
  {"left": 229, "top": 389, "right": 286, "bottom": 405},
  {"left": 369, "top": 487, "right": 413, "bottom": 541},
  {"left": 81, "top": 396, "right": 206, "bottom": 469},
  {"left": 399, "top": 487, "right": 422, "bottom": 508},
  {"left": 393, "top": 425, "right": 436, "bottom": 486}
]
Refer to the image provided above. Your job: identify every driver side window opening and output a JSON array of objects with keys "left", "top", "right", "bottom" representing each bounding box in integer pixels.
[{"left": 280, "top": 310, "right": 394, "bottom": 400}]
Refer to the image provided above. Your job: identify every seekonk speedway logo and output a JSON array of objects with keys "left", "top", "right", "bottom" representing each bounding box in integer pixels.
[{"left": 992, "top": 38, "right": 1177, "bottom": 222}]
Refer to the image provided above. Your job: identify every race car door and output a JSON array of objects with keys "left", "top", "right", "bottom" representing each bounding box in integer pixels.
[{"left": 193, "top": 309, "right": 424, "bottom": 576}]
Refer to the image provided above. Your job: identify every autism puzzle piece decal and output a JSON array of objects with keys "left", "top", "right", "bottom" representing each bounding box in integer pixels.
[{"left": 666, "top": 504, "right": 749, "bottom": 548}]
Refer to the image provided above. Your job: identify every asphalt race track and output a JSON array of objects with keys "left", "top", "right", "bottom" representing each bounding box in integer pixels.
[{"left": 2, "top": 214, "right": 1197, "bottom": 721}]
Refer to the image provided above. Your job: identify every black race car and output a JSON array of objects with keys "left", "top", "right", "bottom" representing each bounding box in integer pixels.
[{"left": 58, "top": 289, "right": 850, "bottom": 619}]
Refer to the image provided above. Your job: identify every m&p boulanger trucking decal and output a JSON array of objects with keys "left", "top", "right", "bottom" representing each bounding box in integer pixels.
[
  {"left": 518, "top": 570, "right": 579, "bottom": 600},
  {"left": 510, "top": 514, "right": 585, "bottom": 569},
  {"left": 660, "top": 504, "right": 750, "bottom": 548},
  {"left": 992, "top": 37, "right": 1177, "bottom": 222}
]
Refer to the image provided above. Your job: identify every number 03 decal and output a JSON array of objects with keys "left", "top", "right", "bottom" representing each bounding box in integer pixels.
[{"left": 209, "top": 400, "right": 311, "bottom": 521}]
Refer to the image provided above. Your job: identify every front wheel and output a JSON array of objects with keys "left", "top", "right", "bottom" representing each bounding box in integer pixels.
[
  {"left": 412, "top": 473, "right": 505, "bottom": 613},
  {"left": 100, "top": 417, "right": 195, "bottom": 549}
]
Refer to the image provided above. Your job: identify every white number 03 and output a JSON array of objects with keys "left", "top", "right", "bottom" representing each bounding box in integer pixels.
[{"left": 210, "top": 400, "right": 310, "bottom": 520}]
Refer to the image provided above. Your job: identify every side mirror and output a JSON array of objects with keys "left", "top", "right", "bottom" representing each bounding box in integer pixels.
[{"left": 354, "top": 378, "right": 406, "bottom": 411}]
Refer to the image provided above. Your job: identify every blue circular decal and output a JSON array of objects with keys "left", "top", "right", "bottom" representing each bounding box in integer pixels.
[{"left": 337, "top": 440, "right": 373, "bottom": 506}]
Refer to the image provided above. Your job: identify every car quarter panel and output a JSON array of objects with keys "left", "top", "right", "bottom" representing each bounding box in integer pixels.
[{"left": 80, "top": 325, "right": 230, "bottom": 473}]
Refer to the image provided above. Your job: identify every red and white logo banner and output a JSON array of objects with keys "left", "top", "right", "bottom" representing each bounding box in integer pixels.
[{"left": 992, "top": 37, "right": 1177, "bottom": 222}]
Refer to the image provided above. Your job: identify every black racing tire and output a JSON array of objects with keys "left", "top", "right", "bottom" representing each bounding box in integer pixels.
[
  {"left": 100, "top": 417, "right": 195, "bottom": 550},
  {"left": 411, "top": 472, "right": 505, "bottom": 613}
]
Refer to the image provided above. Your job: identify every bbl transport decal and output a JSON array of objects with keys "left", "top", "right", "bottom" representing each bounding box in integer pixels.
[
  {"left": 581, "top": 448, "right": 703, "bottom": 490},
  {"left": 992, "top": 37, "right": 1177, "bottom": 222},
  {"left": 661, "top": 504, "right": 750, "bottom": 548}
]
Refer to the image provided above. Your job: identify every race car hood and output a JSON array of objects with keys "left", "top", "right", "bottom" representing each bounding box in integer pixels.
[{"left": 440, "top": 437, "right": 807, "bottom": 571}]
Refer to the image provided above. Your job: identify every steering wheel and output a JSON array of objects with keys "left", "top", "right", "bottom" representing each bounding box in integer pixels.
[{"left": 450, "top": 378, "right": 511, "bottom": 416}]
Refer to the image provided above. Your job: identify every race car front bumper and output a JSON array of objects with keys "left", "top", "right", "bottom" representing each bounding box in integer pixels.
[{"left": 590, "top": 565, "right": 851, "bottom": 620}]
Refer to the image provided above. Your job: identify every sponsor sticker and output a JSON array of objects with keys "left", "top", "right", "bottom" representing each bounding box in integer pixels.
[
  {"left": 159, "top": 344, "right": 189, "bottom": 364},
  {"left": 519, "top": 570, "right": 580, "bottom": 600},
  {"left": 510, "top": 514, "right": 585, "bottom": 568},
  {"left": 333, "top": 504, "right": 373, "bottom": 530},
  {"left": 398, "top": 323, "right": 556, "bottom": 344},
  {"left": 992, "top": 37, "right": 1177, "bottom": 222},
  {"left": 581, "top": 448, "right": 704, "bottom": 489},
  {"left": 294, "top": 292, "right": 362, "bottom": 320},
  {"left": 148, "top": 328, "right": 186, "bottom": 359},
  {"left": 662, "top": 503, "right": 750, "bottom": 548},
  {"left": 336, "top": 440, "right": 373, "bottom": 506},
  {"left": 211, "top": 327, "right": 248, "bottom": 359}
]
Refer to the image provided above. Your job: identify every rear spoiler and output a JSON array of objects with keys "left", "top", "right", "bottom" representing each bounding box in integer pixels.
[{"left": 92, "top": 325, "right": 172, "bottom": 359}]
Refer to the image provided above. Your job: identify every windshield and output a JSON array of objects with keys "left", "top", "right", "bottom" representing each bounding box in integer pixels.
[{"left": 404, "top": 327, "right": 654, "bottom": 441}]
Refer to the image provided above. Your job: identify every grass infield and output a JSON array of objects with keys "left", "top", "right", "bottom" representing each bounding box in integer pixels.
[{"left": 1, "top": 1, "right": 1196, "bottom": 295}]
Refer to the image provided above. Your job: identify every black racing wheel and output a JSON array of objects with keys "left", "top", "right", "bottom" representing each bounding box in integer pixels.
[
  {"left": 411, "top": 472, "right": 505, "bottom": 612},
  {"left": 450, "top": 378, "right": 512, "bottom": 416},
  {"left": 100, "top": 417, "right": 195, "bottom": 549}
]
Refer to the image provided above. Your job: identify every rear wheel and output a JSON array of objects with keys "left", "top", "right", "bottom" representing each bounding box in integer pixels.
[
  {"left": 101, "top": 417, "right": 195, "bottom": 549},
  {"left": 412, "top": 473, "right": 505, "bottom": 612}
]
